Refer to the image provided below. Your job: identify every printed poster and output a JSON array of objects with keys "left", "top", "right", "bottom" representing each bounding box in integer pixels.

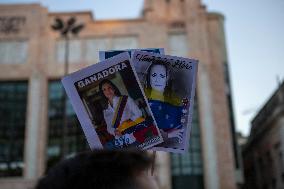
[
  {"left": 62, "top": 52, "right": 163, "bottom": 150},
  {"left": 132, "top": 51, "right": 198, "bottom": 153}
]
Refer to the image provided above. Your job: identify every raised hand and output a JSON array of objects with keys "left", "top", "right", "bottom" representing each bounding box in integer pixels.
[{"left": 168, "top": 128, "right": 184, "bottom": 143}]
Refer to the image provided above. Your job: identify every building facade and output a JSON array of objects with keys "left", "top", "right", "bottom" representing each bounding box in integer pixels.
[
  {"left": 0, "top": 0, "right": 239, "bottom": 188},
  {"left": 243, "top": 82, "right": 284, "bottom": 189}
]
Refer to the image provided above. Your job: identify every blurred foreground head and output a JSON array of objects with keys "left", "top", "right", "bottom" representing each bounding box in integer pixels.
[{"left": 36, "top": 150, "right": 159, "bottom": 189}]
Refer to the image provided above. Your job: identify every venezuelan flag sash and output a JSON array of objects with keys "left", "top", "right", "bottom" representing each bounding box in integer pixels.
[
  {"left": 111, "top": 96, "right": 145, "bottom": 133},
  {"left": 112, "top": 96, "right": 128, "bottom": 129}
]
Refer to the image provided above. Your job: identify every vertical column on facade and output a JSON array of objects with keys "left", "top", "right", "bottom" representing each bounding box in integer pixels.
[
  {"left": 141, "top": 3, "right": 174, "bottom": 188},
  {"left": 184, "top": 3, "right": 221, "bottom": 189},
  {"left": 197, "top": 64, "right": 219, "bottom": 189},
  {"left": 279, "top": 86, "right": 284, "bottom": 170},
  {"left": 206, "top": 13, "right": 237, "bottom": 189},
  {"left": 280, "top": 118, "right": 284, "bottom": 180},
  {"left": 155, "top": 152, "right": 172, "bottom": 189},
  {"left": 24, "top": 72, "right": 48, "bottom": 179}
]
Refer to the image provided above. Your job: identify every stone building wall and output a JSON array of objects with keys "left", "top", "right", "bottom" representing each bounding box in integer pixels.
[{"left": 0, "top": 1, "right": 238, "bottom": 189}]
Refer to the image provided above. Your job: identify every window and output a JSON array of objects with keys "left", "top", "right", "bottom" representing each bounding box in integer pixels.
[
  {"left": 171, "top": 97, "right": 204, "bottom": 189},
  {"left": 46, "top": 81, "right": 87, "bottom": 171},
  {"left": 168, "top": 33, "right": 188, "bottom": 57},
  {"left": 0, "top": 81, "right": 28, "bottom": 177},
  {"left": 55, "top": 36, "right": 138, "bottom": 64},
  {"left": 85, "top": 38, "right": 110, "bottom": 63},
  {"left": 222, "top": 61, "right": 240, "bottom": 169},
  {"left": 0, "top": 40, "right": 28, "bottom": 64},
  {"left": 112, "top": 36, "right": 138, "bottom": 50},
  {"left": 56, "top": 39, "right": 82, "bottom": 63}
]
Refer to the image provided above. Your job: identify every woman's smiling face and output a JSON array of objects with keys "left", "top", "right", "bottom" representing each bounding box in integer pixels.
[
  {"left": 102, "top": 83, "right": 115, "bottom": 100},
  {"left": 150, "top": 64, "right": 167, "bottom": 92}
]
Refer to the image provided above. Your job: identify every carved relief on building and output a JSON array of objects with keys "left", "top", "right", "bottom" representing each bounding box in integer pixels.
[
  {"left": 168, "top": 21, "right": 186, "bottom": 29},
  {"left": 0, "top": 16, "right": 26, "bottom": 34}
]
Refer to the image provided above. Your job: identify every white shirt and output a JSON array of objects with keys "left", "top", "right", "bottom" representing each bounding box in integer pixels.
[{"left": 103, "top": 96, "right": 142, "bottom": 136}]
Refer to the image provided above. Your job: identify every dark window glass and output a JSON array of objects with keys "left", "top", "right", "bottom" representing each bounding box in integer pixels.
[
  {"left": 0, "top": 81, "right": 27, "bottom": 177},
  {"left": 223, "top": 62, "right": 239, "bottom": 169},
  {"left": 171, "top": 97, "right": 204, "bottom": 189},
  {"left": 46, "top": 81, "right": 88, "bottom": 171}
]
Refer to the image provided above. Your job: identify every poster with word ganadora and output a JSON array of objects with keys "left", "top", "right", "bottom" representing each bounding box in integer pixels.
[
  {"left": 62, "top": 52, "right": 163, "bottom": 150},
  {"left": 132, "top": 51, "right": 198, "bottom": 153}
]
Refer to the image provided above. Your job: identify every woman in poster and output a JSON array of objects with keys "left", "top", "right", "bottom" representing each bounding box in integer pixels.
[
  {"left": 144, "top": 61, "right": 184, "bottom": 143},
  {"left": 99, "top": 79, "right": 144, "bottom": 146}
]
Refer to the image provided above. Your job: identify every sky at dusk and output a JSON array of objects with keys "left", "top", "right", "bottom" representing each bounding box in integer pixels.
[{"left": 1, "top": 0, "right": 284, "bottom": 136}]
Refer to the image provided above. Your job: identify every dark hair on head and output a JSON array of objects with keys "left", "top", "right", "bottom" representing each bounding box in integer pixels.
[
  {"left": 99, "top": 79, "right": 121, "bottom": 107},
  {"left": 35, "top": 150, "right": 153, "bottom": 189},
  {"left": 145, "top": 59, "right": 172, "bottom": 95}
]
